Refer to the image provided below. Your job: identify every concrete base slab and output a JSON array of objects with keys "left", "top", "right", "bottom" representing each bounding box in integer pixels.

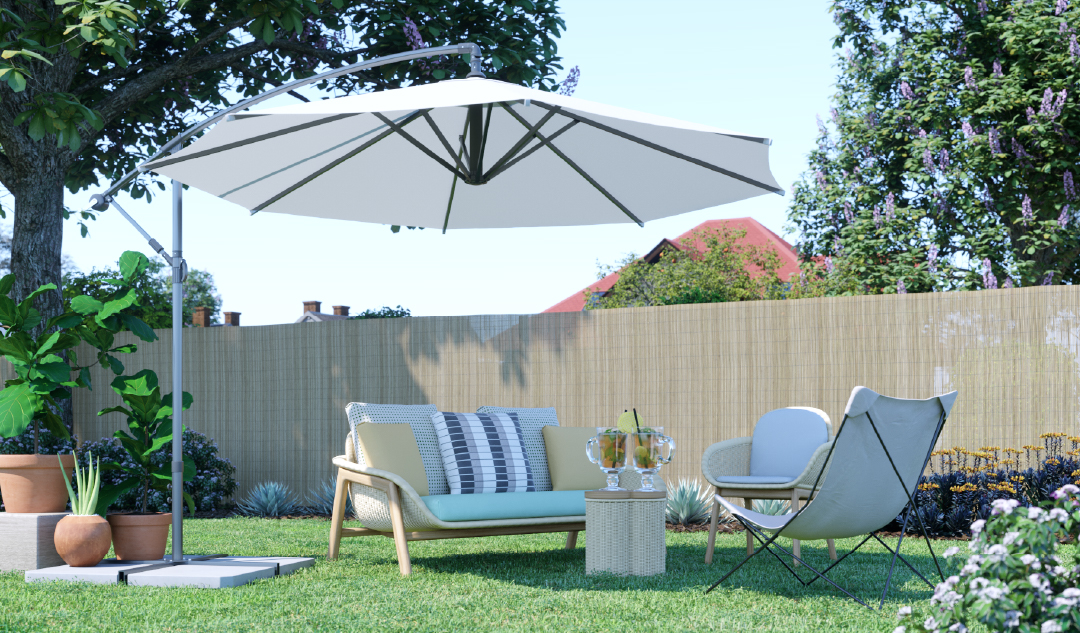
[
  {"left": 25, "top": 556, "right": 315, "bottom": 588},
  {"left": 0, "top": 512, "right": 69, "bottom": 572}
]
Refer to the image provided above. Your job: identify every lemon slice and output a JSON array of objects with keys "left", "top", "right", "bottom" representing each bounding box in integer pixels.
[{"left": 617, "top": 410, "right": 641, "bottom": 433}]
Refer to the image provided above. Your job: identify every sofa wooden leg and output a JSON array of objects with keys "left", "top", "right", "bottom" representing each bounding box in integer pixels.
[
  {"left": 565, "top": 531, "right": 579, "bottom": 549},
  {"left": 705, "top": 489, "right": 721, "bottom": 564},
  {"left": 790, "top": 488, "right": 801, "bottom": 566},
  {"left": 386, "top": 483, "right": 412, "bottom": 576},
  {"left": 744, "top": 498, "right": 754, "bottom": 556},
  {"left": 328, "top": 470, "right": 348, "bottom": 560}
]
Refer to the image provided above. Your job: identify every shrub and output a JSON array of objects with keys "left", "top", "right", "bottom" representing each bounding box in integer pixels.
[
  {"left": 895, "top": 485, "right": 1080, "bottom": 633},
  {"left": 304, "top": 477, "right": 354, "bottom": 517},
  {"left": 666, "top": 478, "right": 712, "bottom": 525},
  {"left": 76, "top": 429, "right": 237, "bottom": 514},
  {"left": 899, "top": 434, "right": 1080, "bottom": 538},
  {"left": 754, "top": 500, "right": 792, "bottom": 516},
  {"left": 237, "top": 482, "right": 301, "bottom": 517}
]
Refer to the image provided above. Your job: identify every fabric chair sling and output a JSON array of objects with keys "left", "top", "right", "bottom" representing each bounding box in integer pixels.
[{"left": 706, "top": 387, "right": 958, "bottom": 609}]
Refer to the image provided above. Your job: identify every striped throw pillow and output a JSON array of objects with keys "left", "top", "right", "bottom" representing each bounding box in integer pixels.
[{"left": 431, "top": 411, "right": 535, "bottom": 494}]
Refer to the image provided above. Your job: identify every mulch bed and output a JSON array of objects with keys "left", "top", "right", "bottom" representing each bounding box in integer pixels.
[{"left": 666, "top": 522, "right": 743, "bottom": 533}]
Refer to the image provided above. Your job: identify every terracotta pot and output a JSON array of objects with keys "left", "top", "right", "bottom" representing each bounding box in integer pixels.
[
  {"left": 0, "top": 454, "right": 76, "bottom": 513},
  {"left": 107, "top": 513, "right": 172, "bottom": 561},
  {"left": 54, "top": 515, "right": 112, "bottom": 567}
]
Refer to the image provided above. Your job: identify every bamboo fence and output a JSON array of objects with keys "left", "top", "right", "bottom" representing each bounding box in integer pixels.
[{"left": 48, "top": 285, "right": 1080, "bottom": 499}]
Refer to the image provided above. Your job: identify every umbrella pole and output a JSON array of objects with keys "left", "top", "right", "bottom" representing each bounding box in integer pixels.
[{"left": 171, "top": 178, "right": 184, "bottom": 561}]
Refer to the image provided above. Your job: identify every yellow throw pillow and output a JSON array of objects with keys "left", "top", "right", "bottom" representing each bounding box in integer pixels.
[
  {"left": 542, "top": 426, "right": 609, "bottom": 491},
  {"left": 354, "top": 423, "right": 429, "bottom": 496}
]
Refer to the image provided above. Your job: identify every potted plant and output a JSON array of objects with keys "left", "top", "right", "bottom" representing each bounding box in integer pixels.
[
  {"left": 53, "top": 452, "right": 112, "bottom": 567},
  {"left": 0, "top": 252, "right": 159, "bottom": 513},
  {"left": 96, "top": 369, "right": 194, "bottom": 560}
]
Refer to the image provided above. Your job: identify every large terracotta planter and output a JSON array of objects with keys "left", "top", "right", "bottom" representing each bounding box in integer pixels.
[
  {"left": 107, "top": 513, "right": 172, "bottom": 561},
  {"left": 0, "top": 454, "right": 75, "bottom": 513},
  {"left": 54, "top": 515, "right": 112, "bottom": 567}
]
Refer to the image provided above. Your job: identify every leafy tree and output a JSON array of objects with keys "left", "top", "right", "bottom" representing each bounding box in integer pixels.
[
  {"left": 788, "top": 0, "right": 1080, "bottom": 294},
  {"left": 586, "top": 227, "right": 786, "bottom": 309},
  {"left": 0, "top": 1, "right": 567, "bottom": 330},
  {"left": 63, "top": 259, "right": 222, "bottom": 328},
  {"left": 349, "top": 305, "right": 410, "bottom": 319}
]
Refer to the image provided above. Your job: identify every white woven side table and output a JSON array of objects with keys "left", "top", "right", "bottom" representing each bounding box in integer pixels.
[{"left": 584, "top": 490, "right": 666, "bottom": 576}]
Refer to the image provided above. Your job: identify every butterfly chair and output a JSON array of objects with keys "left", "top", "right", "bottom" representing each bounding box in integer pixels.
[{"left": 706, "top": 386, "right": 958, "bottom": 610}]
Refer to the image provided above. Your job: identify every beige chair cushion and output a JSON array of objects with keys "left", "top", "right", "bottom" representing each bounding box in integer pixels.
[
  {"left": 542, "top": 426, "right": 608, "bottom": 491},
  {"left": 355, "top": 423, "right": 429, "bottom": 496}
]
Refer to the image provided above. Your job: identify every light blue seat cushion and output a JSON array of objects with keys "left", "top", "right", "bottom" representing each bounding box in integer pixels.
[
  {"left": 421, "top": 490, "right": 586, "bottom": 522},
  {"left": 716, "top": 476, "right": 794, "bottom": 485},
  {"left": 749, "top": 408, "right": 830, "bottom": 479}
]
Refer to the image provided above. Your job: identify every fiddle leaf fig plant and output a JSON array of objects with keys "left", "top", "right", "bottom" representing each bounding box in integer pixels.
[
  {"left": 0, "top": 251, "right": 158, "bottom": 453},
  {"left": 95, "top": 369, "right": 195, "bottom": 516}
]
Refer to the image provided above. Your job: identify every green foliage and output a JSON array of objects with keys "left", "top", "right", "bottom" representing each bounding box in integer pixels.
[
  {"left": 95, "top": 369, "right": 195, "bottom": 515},
  {"left": 61, "top": 451, "right": 102, "bottom": 515},
  {"left": 237, "top": 481, "right": 301, "bottom": 517},
  {"left": 897, "top": 485, "right": 1080, "bottom": 633},
  {"left": 0, "top": 250, "right": 158, "bottom": 446},
  {"left": 586, "top": 227, "right": 785, "bottom": 310},
  {"left": 753, "top": 500, "right": 792, "bottom": 516},
  {"left": 349, "top": 305, "right": 410, "bottom": 320},
  {"left": 304, "top": 476, "right": 353, "bottom": 516},
  {"left": 64, "top": 258, "right": 223, "bottom": 329},
  {"left": 0, "top": 0, "right": 566, "bottom": 200},
  {"left": 665, "top": 478, "right": 713, "bottom": 526},
  {"left": 789, "top": 0, "right": 1080, "bottom": 293}
]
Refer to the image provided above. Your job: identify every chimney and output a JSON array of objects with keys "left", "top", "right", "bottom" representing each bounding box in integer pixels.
[
  {"left": 303, "top": 300, "right": 321, "bottom": 314},
  {"left": 333, "top": 305, "right": 350, "bottom": 317},
  {"left": 223, "top": 311, "right": 241, "bottom": 326},
  {"left": 193, "top": 306, "right": 212, "bottom": 327}
]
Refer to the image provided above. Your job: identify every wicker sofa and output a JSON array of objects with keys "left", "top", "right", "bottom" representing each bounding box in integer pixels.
[{"left": 328, "top": 430, "right": 662, "bottom": 575}]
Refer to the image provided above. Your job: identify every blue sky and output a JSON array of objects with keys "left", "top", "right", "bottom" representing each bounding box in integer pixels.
[{"left": 38, "top": 1, "right": 839, "bottom": 326}]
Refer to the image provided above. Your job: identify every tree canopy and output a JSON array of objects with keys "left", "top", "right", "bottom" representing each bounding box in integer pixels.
[
  {"left": 0, "top": 0, "right": 568, "bottom": 327},
  {"left": 586, "top": 227, "right": 786, "bottom": 310},
  {"left": 788, "top": 0, "right": 1080, "bottom": 293}
]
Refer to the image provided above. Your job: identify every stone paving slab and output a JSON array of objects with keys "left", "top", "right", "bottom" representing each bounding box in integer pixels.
[{"left": 25, "top": 556, "right": 315, "bottom": 588}]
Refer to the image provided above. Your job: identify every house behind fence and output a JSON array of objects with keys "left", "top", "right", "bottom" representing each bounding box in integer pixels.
[{"left": 42, "top": 286, "right": 1080, "bottom": 500}]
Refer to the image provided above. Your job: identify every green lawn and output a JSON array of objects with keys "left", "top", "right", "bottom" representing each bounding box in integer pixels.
[{"left": 0, "top": 517, "right": 1040, "bottom": 632}]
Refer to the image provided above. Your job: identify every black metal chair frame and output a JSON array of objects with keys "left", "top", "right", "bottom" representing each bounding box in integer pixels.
[{"left": 705, "top": 408, "right": 948, "bottom": 609}]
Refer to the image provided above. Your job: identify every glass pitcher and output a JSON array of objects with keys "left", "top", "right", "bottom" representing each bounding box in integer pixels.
[
  {"left": 585, "top": 428, "right": 628, "bottom": 491},
  {"left": 630, "top": 427, "right": 675, "bottom": 492}
]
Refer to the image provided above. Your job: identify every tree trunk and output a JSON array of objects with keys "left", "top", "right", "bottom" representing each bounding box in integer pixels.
[{"left": 10, "top": 162, "right": 66, "bottom": 323}]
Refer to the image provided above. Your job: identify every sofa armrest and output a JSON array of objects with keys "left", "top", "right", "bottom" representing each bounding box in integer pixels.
[
  {"left": 790, "top": 440, "right": 834, "bottom": 491},
  {"left": 701, "top": 437, "right": 752, "bottom": 487}
]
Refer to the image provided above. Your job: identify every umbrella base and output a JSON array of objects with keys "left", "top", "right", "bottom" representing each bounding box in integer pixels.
[{"left": 24, "top": 554, "right": 314, "bottom": 588}]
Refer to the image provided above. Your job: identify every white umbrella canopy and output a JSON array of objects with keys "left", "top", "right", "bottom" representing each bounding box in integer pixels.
[{"left": 143, "top": 77, "right": 783, "bottom": 230}]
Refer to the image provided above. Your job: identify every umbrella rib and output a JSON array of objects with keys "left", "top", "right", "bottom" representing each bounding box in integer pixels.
[
  {"left": 251, "top": 110, "right": 426, "bottom": 212},
  {"left": 372, "top": 112, "right": 470, "bottom": 181},
  {"left": 144, "top": 114, "right": 361, "bottom": 170},
  {"left": 503, "top": 105, "right": 644, "bottom": 227},
  {"left": 482, "top": 104, "right": 561, "bottom": 181},
  {"left": 422, "top": 112, "right": 470, "bottom": 177},
  {"left": 530, "top": 102, "right": 785, "bottom": 195},
  {"left": 443, "top": 116, "right": 470, "bottom": 234},
  {"left": 487, "top": 119, "right": 577, "bottom": 181}
]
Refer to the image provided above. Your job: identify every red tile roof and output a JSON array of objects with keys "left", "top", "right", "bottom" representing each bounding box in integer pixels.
[{"left": 542, "top": 217, "right": 801, "bottom": 313}]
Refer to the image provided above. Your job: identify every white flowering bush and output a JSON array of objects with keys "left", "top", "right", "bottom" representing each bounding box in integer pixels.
[{"left": 896, "top": 485, "right": 1080, "bottom": 633}]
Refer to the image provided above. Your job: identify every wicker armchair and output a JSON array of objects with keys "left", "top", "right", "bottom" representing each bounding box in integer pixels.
[{"left": 701, "top": 407, "right": 836, "bottom": 564}]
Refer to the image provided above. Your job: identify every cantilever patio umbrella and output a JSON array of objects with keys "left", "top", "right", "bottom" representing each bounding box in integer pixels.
[{"left": 84, "top": 43, "right": 783, "bottom": 581}]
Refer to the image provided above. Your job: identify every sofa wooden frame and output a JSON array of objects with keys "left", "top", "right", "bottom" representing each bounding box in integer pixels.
[{"left": 327, "top": 463, "right": 584, "bottom": 576}]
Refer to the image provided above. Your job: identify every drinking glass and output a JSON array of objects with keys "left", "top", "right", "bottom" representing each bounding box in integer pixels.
[
  {"left": 585, "top": 428, "right": 627, "bottom": 491},
  {"left": 630, "top": 427, "right": 675, "bottom": 492}
]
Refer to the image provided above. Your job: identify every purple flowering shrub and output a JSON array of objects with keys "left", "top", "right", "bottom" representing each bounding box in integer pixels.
[
  {"left": 76, "top": 429, "right": 237, "bottom": 513},
  {"left": 894, "top": 485, "right": 1080, "bottom": 633},
  {"left": 898, "top": 434, "right": 1080, "bottom": 538}
]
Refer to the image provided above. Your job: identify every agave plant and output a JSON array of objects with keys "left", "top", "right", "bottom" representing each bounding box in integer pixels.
[
  {"left": 304, "top": 477, "right": 354, "bottom": 517},
  {"left": 666, "top": 478, "right": 714, "bottom": 525},
  {"left": 236, "top": 482, "right": 301, "bottom": 518},
  {"left": 753, "top": 499, "right": 792, "bottom": 516},
  {"left": 60, "top": 452, "right": 101, "bottom": 515}
]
